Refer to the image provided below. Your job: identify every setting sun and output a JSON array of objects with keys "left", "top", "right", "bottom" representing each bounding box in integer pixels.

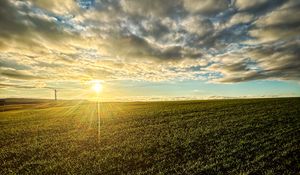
[{"left": 92, "top": 81, "right": 102, "bottom": 93}]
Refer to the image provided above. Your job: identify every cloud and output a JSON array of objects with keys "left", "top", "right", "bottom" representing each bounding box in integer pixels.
[
  {"left": 211, "top": 40, "right": 300, "bottom": 82},
  {"left": 183, "top": 0, "right": 230, "bottom": 15},
  {"left": 235, "top": 0, "right": 286, "bottom": 14},
  {"left": 0, "top": 0, "right": 299, "bottom": 88},
  {"left": 102, "top": 34, "right": 202, "bottom": 61},
  {"left": 181, "top": 15, "right": 214, "bottom": 37},
  {"left": 0, "top": 57, "right": 31, "bottom": 70},
  {"left": 0, "top": 0, "right": 83, "bottom": 54},
  {"left": 0, "top": 81, "right": 49, "bottom": 90},
  {"left": 29, "top": 0, "right": 78, "bottom": 14},
  {"left": 0, "top": 83, "right": 36, "bottom": 89},
  {"left": 235, "top": 0, "right": 270, "bottom": 11},
  {"left": 120, "top": 0, "right": 183, "bottom": 18},
  {"left": 249, "top": 1, "right": 300, "bottom": 43},
  {"left": 0, "top": 68, "right": 44, "bottom": 80},
  {"left": 227, "top": 13, "right": 254, "bottom": 27}
]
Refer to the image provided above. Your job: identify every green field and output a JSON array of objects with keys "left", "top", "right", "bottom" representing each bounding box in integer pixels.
[{"left": 0, "top": 98, "right": 299, "bottom": 174}]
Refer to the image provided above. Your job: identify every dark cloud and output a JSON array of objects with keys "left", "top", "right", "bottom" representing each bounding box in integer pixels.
[
  {"left": 103, "top": 34, "right": 202, "bottom": 61},
  {"left": 235, "top": 0, "right": 286, "bottom": 15},
  {"left": 249, "top": 1, "right": 300, "bottom": 43},
  {"left": 0, "top": 1, "right": 29, "bottom": 40},
  {"left": 214, "top": 40, "right": 300, "bottom": 82},
  {"left": 0, "top": 83, "right": 35, "bottom": 89},
  {"left": 0, "top": 68, "right": 44, "bottom": 80},
  {"left": 0, "top": 82, "right": 52, "bottom": 89},
  {"left": 0, "top": 0, "right": 80, "bottom": 52},
  {"left": 0, "top": 58, "right": 31, "bottom": 70},
  {"left": 140, "top": 19, "right": 171, "bottom": 40},
  {"left": 184, "top": 0, "right": 230, "bottom": 15},
  {"left": 120, "top": 0, "right": 184, "bottom": 18},
  {"left": 0, "top": 83, "right": 38, "bottom": 89},
  {"left": 251, "top": 41, "right": 300, "bottom": 80}
]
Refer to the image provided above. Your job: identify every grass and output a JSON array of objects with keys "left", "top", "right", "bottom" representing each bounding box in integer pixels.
[{"left": 0, "top": 98, "right": 299, "bottom": 174}]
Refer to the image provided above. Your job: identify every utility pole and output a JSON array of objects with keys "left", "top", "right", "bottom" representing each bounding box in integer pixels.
[
  {"left": 0, "top": 99, "right": 4, "bottom": 112},
  {"left": 54, "top": 89, "right": 57, "bottom": 101}
]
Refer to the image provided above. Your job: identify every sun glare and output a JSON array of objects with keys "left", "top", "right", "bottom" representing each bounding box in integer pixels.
[{"left": 92, "top": 81, "right": 102, "bottom": 93}]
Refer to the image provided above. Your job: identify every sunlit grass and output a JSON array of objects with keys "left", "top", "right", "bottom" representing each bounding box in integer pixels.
[{"left": 0, "top": 98, "right": 299, "bottom": 174}]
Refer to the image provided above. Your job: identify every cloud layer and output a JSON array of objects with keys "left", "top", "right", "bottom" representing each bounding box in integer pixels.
[{"left": 0, "top": 0, "right": 299, "bottom": 88}]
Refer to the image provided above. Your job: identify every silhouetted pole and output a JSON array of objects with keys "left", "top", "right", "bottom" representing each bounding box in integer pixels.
[
  {"left": 54, "top": 89, "right": 57, "bottom": 101},
  {"left": 1, "top": 99, "right": 4, "bottom": 112}
]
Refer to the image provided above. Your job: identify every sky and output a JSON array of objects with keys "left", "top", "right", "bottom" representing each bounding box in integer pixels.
[{"left": 0, "top": 0, "right": 300, "bottom": 101}]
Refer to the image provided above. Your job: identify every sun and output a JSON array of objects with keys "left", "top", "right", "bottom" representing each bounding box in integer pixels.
[{"left": 92, "top": 81, "right": 102, "bottom": 93}]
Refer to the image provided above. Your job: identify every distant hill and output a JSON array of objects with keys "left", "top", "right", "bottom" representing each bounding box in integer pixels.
[
  {"left": 0, "top": 98, "right": 87, "bottom": 105},
  {"left": 0, "top": 98, "right": 55, "bottom": 105}
]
